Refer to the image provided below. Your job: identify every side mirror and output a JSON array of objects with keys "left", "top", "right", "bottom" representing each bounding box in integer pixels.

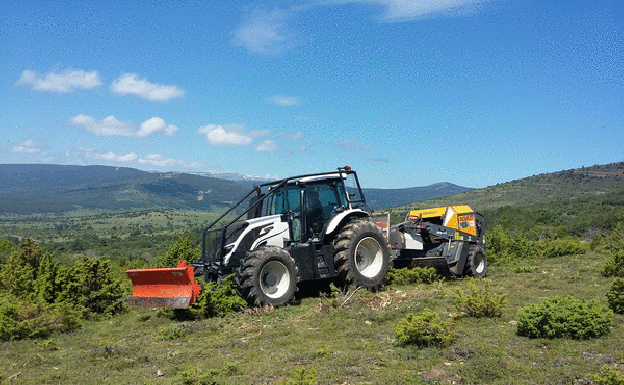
[{"left": 280, "top": 211, "right": 289, "bottom": 222}]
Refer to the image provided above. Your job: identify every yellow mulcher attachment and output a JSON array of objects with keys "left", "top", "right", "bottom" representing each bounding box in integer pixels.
[
  {"left": 126, "top": 260, "right": 201, "bottom": 309},
  {"left": 405, "top": 205, "right": 481, "bottom": 237}
]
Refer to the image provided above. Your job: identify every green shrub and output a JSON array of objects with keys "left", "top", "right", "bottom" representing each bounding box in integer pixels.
[
  {"left": 510, "top": 235, "right": 540, "bottom": 259},
  {"left": 284, "top": 366, "right": 317, "bottom": 385},
  {"left": 55, "top": 256, "right": 127, "bottom": 318},
  {"left": 159, "top": 324, "right": 190, "bottom": 340},
  {"left": 516, "top": 295, "right": 613, "bottom": 339},
  {"left": 592, "top": 365, "right": 624, "bottom": 385},
  {"left": 0, "top": 238, "right": 18, "bottom": 267},
  {"left": 385, "top": 267, "right": 439, "bottom": 285},
  {"left": 0, "top": 295, "right": 81, "bottom": 341},
  {"left": 155, "top": 237, "right": 200, "bottom": 268},
  {"left": 393, "top": 310, "right": 455, "bottom": 347},
  {"left": 159, "top": 275, "right": 246, "bottom": 321},
  {"left": 485, "top": 227, "right": 542, "bottom": 264},
  {"left": 540, "top": 237, "right": 589, "bottom": 258},
  {"left": 606, "top": 278, "right": 624, "bottom": 314},
  {"left": 190, "top": 275, "right": 247, "bottom": 319},
  {"left": 454, "top": 278, "right": 506, "bottom": 318},
  {"left": 601, "top": 223, "right": 624, "bottom": 277},
  {"left": 590, "top": 234, "right": 603, "bottom": 251},
  {"left": 485, "top": 225, "right": 509, "bottom": 256},
  {"left": 178, "top": 364, "right": 217, "bottom": 385},
  {"left": 602, "top": 249, "right": 624, "bottom": 278}
]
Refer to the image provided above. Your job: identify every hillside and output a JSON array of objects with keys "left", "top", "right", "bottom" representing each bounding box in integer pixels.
[
  {"left": 385, "top": 162, "right": 624, "bottom": 234},
  {"left": 362, "top": 182, "right": 472, "bottom": 210},
  {"left": 0, "top": 164, "right": 473, "bottom": 216},
  {"left": 0, "top": 164, "right": 249, "bottom": 216}
]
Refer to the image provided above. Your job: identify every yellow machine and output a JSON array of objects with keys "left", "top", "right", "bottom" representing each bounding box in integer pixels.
[
  {"left": 405, "top": 206, "right": 481, "bottom": 237},
  {"left": 390, "top": 205, "right": 487, "bottom": 277}
]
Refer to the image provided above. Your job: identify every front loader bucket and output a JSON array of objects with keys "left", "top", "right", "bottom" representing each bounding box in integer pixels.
[{"left": 126, "top": 260, "right": 201, "bottom": 309}]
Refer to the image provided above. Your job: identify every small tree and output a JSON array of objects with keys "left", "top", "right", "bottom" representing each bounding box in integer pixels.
[
  {"left": 155, "top": 237, "right": 200, "bottom": 268},
  {"left": 0, "top": 251, "right": 35, "bottom": 298},
  {"left": 0, "top": 238, "right": 18, "bottom": 267},
  {"left": 56, "top": 256, "right": 127, "bottom": 318},
  {"left": 606, "top": 278, "right": 624, "bottom": 314},
  {"left": 601, "top": 223, "right": 624, "bottom": 278}
]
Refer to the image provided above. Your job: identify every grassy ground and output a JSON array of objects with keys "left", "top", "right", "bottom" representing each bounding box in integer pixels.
[{"left": 1, "top": 251, "right": 622, "bottom": 384}]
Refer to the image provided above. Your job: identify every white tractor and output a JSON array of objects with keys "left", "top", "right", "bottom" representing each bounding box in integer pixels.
[{"left": 127, "top": 167, "right": 391, "bottom": 308}]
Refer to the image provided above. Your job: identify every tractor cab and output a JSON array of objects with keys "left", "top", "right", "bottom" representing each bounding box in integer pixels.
[{"left": 262, "top": 177, "right": 350, "bottom": 242}]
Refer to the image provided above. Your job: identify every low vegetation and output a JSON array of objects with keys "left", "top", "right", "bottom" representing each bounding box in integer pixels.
[
  {"left": 393, "top": 310, "right": 457, "bottom": 347},
  {"left": 0, "top": 239, "right": 128, "bottom": 341},
  {"left": 453, "top": 277, "right": 506, "bottom": 318},
  {"left": 516, "top": 295, "right": 613, "bottom": 340},
  {"left": 0, "top": 236, "right": 622, "bottom": 383},
  {"left": 384, "top": 266, "right": 439, "bottom": 285},
  {"left": 0, "top": 162, "right": 623, "bottom": 383},
  {"left": 607, "top": 278, "right": 624, "bottom": 314}
]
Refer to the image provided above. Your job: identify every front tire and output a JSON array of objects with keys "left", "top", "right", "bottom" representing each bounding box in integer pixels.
[
  {"left": 465, "top": 245, "right": 487, "bottom": 277},
  {"left": 333, "top": 220, "right": 390, "bottom": 291},
  {"left": 236, "top": 246, "right": 298, "bottom": 307}
]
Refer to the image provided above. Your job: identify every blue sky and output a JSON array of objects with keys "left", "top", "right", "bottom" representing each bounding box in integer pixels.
[{"left": 1, "top": 0, "right": 622, "bottom": 189}]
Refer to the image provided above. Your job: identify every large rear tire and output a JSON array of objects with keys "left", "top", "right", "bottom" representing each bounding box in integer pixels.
[
  {"left": 236, "top": 246, "right": 298, "bottom": 307},
  {"left": 333, "top": 220, "right": 390, "bottom": 291},
  {"left": 464, "top": 245, "right": 487, "bottom": 277}
]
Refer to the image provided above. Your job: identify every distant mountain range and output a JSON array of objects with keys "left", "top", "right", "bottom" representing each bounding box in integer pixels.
[
  {"left": 362, "top": 183, "right": 472, "bottom": 210},
  {"left": 0, "top": 164, "right": 472, "bottom": 216},
  {"left": 191, "top": 171, "right": 276, "bottom": 184},
  {"left": 0, "top": 164, "right": 248, "bottom": 215}
]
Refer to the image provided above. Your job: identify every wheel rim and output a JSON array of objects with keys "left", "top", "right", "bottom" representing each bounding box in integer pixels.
[
  {"left": 260, "top": 260, "right": 291, "bottom": 299},
  {"left": 354, "top": 237, "right": 384, "bottom": 278},
  {"left": 474, "top": 253, "right": 485, "bottom": 274}
]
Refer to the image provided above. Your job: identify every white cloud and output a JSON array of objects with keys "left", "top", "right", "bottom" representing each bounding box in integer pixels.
[
  {"left": 11, "top": 140, "right": 41, "bottom": 154},
  {"left": 137, "top": 117, "right": 178, "bottom": 137},
  {"left": 137, "top": 154, "right": 201, "bottom": 168},
  {"left": 16, "top": 68, "right": 102, "bottom": 93},
  {"left": 285, "top": 132, "right": 304, "bottom": 140},
  {"left": 70, "top": 115, "right": 178, "bottom": 138},
  {"left": 339, "top": 0, "right": 485, "bottom": 20},
  {"left": 231, "top": 1, "right": 485, "bottom": 57},
  {"left": 70, "top": 115, "right": 136, "bottom": 137},
  {"left": 335, "top": 138, "right": 371, "bottom": 151},
  {"left": 197, "top": 124, "right": 270, "bottom": 146},
  {"left": 110, "top": 73, "right": 185, "bottom": 101},
  {"left": 87, "top": 151, "right": 139, "bottom": 163},
  {"left": 256, "top": 140, "right": 279, "bottom": 153},
  {"left": 231, "top": 9, "right": 294, "bottom": 55},
  {"left": 78, "top": 148, "right": 201, "bottom": 169},
  {"left": 266, "top": 95, "right": 302, "bottom": 106}
]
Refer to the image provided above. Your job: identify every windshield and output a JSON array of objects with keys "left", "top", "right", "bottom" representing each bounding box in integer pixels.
[{"left": 306, "top": 181, "right": 348, "bottom": 211}]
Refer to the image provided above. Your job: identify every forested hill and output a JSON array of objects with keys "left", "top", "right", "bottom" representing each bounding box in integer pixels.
[
  {"left": 0, "top": 164, "right": 474, "bottom": 216},
  {"left": 0, "top": 164, "right": 249, "bottom": 215},
  {"left": 362, "top": 183, "right": 472, "bottom": 210}
]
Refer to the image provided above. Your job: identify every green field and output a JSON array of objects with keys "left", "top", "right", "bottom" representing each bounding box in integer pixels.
[
  {"left": 0, "top": 210, "right": 232, "bottom": 265},
  {"left": 1, "top": 250, "right": 622, "bottom": 384}
]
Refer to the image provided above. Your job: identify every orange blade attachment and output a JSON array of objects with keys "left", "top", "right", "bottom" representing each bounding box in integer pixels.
[{"left": 126, "top": 260, "right": 201, "bottom": 309}]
